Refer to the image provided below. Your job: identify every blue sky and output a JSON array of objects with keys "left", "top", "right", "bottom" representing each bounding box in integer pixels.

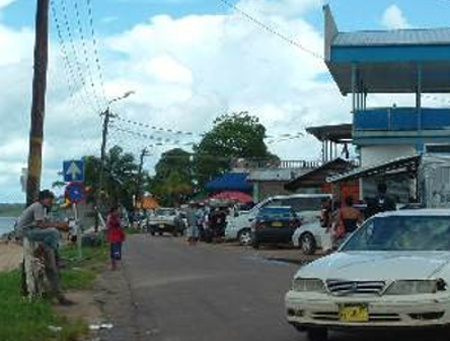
[
  {"left": 3, "top": 0, "right": 450, "bottom": 34},
  {"left": 1, "top": 0, "right": 450, "bottom": 202}
]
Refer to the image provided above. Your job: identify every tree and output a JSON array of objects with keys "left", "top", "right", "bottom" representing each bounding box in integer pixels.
[
  {"left": 150, "top": 148, "right": 194, "bottom": 206},
  {"left": 84, "top": 146, "right": 146, "bottom": 211},
  {"left": 193, "top": 112, "right": 277, "bottom": 185}
]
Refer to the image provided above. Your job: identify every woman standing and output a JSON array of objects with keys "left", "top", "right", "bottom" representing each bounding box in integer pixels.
[{"left": 106, "top": 206, "right": 126, "bottom": 270}]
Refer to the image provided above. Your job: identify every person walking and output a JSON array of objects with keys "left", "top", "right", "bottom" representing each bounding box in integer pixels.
[
  {"left": 186, "top": 203, "right": 199, "bottom": 245},
  {"left": 106, "top": 206, "right": 126, "bottom": 271},
  {"left": 333, "top": 196, "right": 363, "bottom": 248},
  {"left": 16, "top": 190, "right": 73, "bottom": 305}
]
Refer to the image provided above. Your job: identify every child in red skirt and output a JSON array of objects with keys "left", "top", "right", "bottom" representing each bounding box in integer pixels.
[{"left": 106, "top": 206, "right": 126, "bottom": 271}]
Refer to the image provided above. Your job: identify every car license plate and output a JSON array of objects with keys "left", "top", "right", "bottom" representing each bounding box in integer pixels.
[
  {"left": 338, "top": 304, "right": 369, "bottom": 323},
  {"left": 159, "top": 224, "right": 165, "bottom": 229},
  {"left": 271, "top": 222, "right": 283, "bottom": 228}
]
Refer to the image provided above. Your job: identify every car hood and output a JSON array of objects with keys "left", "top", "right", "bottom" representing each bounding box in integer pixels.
[{"left": 297, "top": 252, "right": 450, "bottom": 281}]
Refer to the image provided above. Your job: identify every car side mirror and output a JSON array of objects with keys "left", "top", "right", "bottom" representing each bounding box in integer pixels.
[{"left": 234, "top": 212, "right": 239, "bottom": 217}]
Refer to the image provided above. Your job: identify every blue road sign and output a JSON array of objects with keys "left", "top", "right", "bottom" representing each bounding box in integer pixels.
[
  {"left": 66, "top": 182, "right": 86, "bottom": 204},
  {"left": 63, "top": 160, "right": 85, "bottom": 182}
]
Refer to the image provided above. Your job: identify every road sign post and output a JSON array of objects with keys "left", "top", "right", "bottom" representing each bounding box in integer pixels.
[{"left": 63, "top": 160, "right": 85, "bottom": 183}]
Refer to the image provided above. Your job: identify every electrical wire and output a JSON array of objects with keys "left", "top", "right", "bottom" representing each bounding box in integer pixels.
[{"left": 218, "top": 0, "right": 324, "bottom": 60}]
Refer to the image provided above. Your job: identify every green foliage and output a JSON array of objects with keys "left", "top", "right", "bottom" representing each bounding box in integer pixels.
[
  {"left": 84, "top": 146, "right": 147, "bottom": 211},
  {"left": 150, "top": 148, "right": 194, "bottom": 206},
  {"left": 193, "top": 112, "right": 275, "bottom": 185},
  {"left": 0, "top": 271, "right": 88, "bottom": 341}
]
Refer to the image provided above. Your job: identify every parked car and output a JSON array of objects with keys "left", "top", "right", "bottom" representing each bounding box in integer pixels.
[
  {"left": 292, "top": 221, "right": 332, "bottom": 255},
  {"left": 285, "top": 209, "right": 450, "bottom": 341},
  {"left": 225, "top": 194, "right": 331, "bottom": 246},
  {"left": 251, "top": 206, "right": 301, "bottom": 249},
  {"left": 147, "top": 208, "right": 184, "bottom": 236}
]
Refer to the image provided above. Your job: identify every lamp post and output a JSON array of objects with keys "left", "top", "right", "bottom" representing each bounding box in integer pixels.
[{"left": 95, "top": 91, "right": 135, "bottom": 230}]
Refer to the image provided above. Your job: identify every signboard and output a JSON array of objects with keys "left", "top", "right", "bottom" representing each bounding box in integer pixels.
[
  {"left": 65, "top": 182, "right": 86, "bottom": 204},
  {"left": 63, "top": 160, "right": 85, "bottom": 182}
]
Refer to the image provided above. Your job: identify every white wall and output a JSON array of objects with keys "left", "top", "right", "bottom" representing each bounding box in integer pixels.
[{"left": 361, "top": 145, "right": 417, "bottom": 167}]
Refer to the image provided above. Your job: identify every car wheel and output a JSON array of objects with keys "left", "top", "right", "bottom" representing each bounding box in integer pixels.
[
  {"left": 300, "top": 233, "right": 316, "bottom": 255},
  {"left": 158, "top": 232, "right": 163, "bottom": 236},
  {"left": 238, "top": 229, "right": 252, "bottom": 246},
  {"left": 307, "top": 328, "right": 328, "bottom": 341}
]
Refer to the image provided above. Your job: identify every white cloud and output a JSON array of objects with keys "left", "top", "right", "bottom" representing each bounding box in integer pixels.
[
  {"left": 0, "top": 0, "right": 353, "bottom": 202},
  {"left": 0, "top": 0, "right": 16, "bottom": 10},
  {"left": 381, "top": 4, "right": 411, "bottom": 30}
]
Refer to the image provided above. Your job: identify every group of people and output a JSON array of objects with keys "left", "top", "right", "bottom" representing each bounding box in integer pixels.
[
  {"left": 185, "top": 203, "right": 229, "bottom": 245},
  {"left": 321, "top": 183, "right": 397, "bottom": 248}
]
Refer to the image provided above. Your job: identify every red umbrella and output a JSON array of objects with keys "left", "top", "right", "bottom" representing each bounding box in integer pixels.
[{"left": 210, "top": 191, "right": 254, "bottom": 204}]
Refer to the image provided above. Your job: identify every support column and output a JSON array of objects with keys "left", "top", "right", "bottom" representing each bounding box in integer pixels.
[{"left": 352, "top": 64, "right": 357, "bottom": 114}]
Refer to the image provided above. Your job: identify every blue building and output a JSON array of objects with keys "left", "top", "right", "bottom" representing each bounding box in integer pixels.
[{"left": 324, "top": 5, "right": 450, "bottom": 201}]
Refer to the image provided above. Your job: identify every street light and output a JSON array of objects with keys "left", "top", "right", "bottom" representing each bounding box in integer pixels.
[
  {"left": 96, "top": 90, "right": 135, "bottom": 230},
  {"left": 108, "top": 90, "right": 135, "bottom": 105}
]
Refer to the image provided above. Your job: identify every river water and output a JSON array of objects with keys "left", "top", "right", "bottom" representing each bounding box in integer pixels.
[{"left": 0, "top": 217, "right": 16, "bottom": 236}]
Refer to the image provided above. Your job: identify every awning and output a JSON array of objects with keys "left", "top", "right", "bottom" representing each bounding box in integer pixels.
[
  {"left": 285, "top": 158, "right": 355, "bottom": 190},
  {"left": 327, "top": 155, "right": 421, "bottom": 183},
  {"left": 306, "top": 124, "right": 353, "bottom": 143},
  {"left": 210, "top": 191, "right": 253, "bottom": 204},
  {"left": 205, "top": 172, "right": 252, "bottom": 193}
]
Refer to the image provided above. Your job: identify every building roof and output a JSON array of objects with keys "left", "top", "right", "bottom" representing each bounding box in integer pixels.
[
  {"left": 306, "top": 123, "right": 353, "bottom": 143},
  {"left": 285, "top": 158, "right": 355, "bottom": 191},
  {"left": 248, "top": 168, "right": 310, "bottom": 182},
  {"left": 334, "top": 28, "right": 450, "bottom": 47},
  {"left": 324, "top": 5, "right": 450, "bottom": 94},
  {"left": 327, "top": 155, "right": 421, "bottom": 183},
  {"left": 205, "top": 172, "right": 252, "bottom": 193}
]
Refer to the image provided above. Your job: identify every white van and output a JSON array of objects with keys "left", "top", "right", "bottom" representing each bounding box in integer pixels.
[{"left": 224, "top": 194, "right": 331, "bottom": 246}]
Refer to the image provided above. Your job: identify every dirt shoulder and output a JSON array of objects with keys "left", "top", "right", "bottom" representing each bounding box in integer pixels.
[{"left": 0, "top": 242, "right": 22, "bottom": 272}]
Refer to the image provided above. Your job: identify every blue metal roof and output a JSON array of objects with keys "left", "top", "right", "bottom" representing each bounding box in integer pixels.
[
  {"left": 323, "top": 5, "right": 450, "bottom": 94},
  {"left": 334, "top": 28, "right": 450, "bottom": 47},
  {"left": 205, "top": 172, "right": 252, "bottom": 193}
]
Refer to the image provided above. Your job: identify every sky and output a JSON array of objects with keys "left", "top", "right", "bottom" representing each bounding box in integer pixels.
[{"left": 0, "top": 0, "right": 449, "bottom": 203}]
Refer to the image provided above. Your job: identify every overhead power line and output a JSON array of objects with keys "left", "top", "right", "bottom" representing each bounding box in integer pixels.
[
  {"left": 114, "top": 115, "right": 305, "bottom": 141},
  {"left": 73, "top": 0, "right": 106, "bottom": 110},
  {"left": 218, "top": 0, "right": 324, "bottom": 60}
]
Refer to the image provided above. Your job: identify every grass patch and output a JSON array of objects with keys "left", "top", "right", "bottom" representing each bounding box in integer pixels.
[
  {"left": 0, "top": 244, "right": 108, "bottom": 341},
  {"left": 60, "top": 243, "right": 108, "bottom": 290},
  {"left": 0, "top": 271, "right": 88, "bottom": 341}
]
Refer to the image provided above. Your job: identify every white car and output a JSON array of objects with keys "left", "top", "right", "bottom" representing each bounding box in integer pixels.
[
  {"left": 292, "top": 222, "right": 332, "bottom": 255},
  {"left": 285, "top": 210, "right": 450, "bottom": 341},
  {"left": 225, "top": 194, "right": 331, "bottom": 246}
]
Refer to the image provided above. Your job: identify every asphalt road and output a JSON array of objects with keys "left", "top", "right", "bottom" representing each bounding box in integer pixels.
[{"left": 97, "top": 236, "right": 446, "bottom": 341}]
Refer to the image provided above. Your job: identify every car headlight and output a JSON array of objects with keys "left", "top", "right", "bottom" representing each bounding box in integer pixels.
[
  {"left": 385, "top": 280, "right": 447, "bottom": 295},
  {"left": 292, "top": 278, "right": 326, "bottom": 293}
]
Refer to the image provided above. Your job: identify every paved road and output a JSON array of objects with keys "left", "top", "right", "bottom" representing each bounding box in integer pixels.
[{"left": 97, "top": 236, "right": 445, "bottom": 341}]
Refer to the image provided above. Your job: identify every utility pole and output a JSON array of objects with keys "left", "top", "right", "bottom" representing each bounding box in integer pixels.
[
  {"left": 95, "top": 108, "right": 114, "bottom": 231},
  {"left": 135, "top": 148, "right": 150, "bottom": 207},
  {"left": 26, "top": 0, "right": 49, "bottom": 206}
]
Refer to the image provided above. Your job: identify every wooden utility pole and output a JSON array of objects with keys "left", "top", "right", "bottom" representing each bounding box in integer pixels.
[
  {"left": 26, "top": 0, "right": 49, "bottom": 206},
  {"left": 22, "top": 0, "right": 50, "bottom": 298},
  {"left": 95, "top": 108, "right": 114, "bottom": 231}
]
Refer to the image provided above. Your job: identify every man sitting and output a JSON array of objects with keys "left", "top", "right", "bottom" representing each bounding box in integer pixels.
[{"left": 16, "top": 190, "right": 73, "bottom": 305}]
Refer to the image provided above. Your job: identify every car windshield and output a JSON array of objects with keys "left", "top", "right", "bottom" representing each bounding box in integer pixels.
[
  {"left": 156, "top": 209, "right": 175, "bottom": 216},
  {"left": 342, "top": 215, "right": 450, "bottom": 252}
]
